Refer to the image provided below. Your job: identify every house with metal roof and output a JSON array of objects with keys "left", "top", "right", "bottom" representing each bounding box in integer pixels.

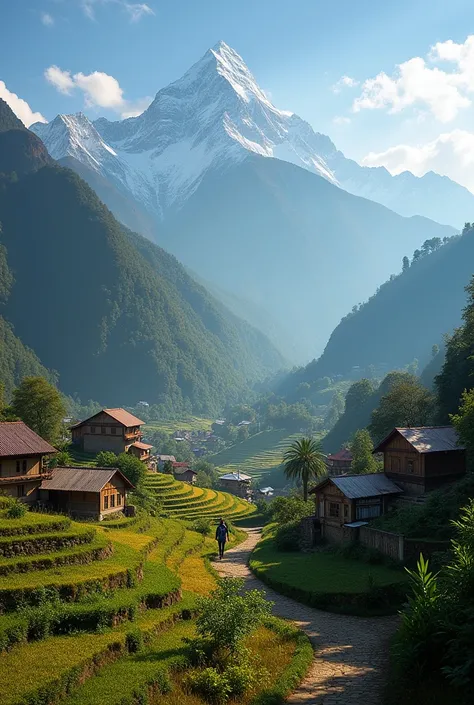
[
  {"left": 219, "top": 472, "right": 252, "bottom": 499},
  {"left": 40, "top": 466, "right": 134, "bottom": 520},
  {"left": 0, "top": 421, "right": 56, "bottom": 504},
  {"left": 373, "top": 426, "right": 466, "bottom": 495},
  {"left": 71, "top": 408, "right": 145, "bottom": 456},
  {"left": 310, "top": 473, "right": 403, "bottom": 543}
]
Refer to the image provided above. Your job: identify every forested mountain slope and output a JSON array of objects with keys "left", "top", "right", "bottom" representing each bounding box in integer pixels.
[{"left": 0, "top": 99, "right": 284, "bottom": 413}]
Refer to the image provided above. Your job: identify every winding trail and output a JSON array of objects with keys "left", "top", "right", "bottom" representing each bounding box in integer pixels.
[{"left": 214, "top": 528, "right": 397, "bottom": 705}]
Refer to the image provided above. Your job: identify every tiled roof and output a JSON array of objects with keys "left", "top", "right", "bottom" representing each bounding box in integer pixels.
[
  {"left": 173, "top": 467, "right": 197, "bottom": 475},
  {"left": 311, "top": 473, "right": 402, "bottom": 499},
  {"left": 327, "top": 448, "right": 352, "bottom": 462},
  {"left": 172, "top": 462, "right": 190, "bottom": 468},
  {"left": 374, "top": 426, "right": 465, "bottom": 454},
  {"left": 131, "top": 442, "right": 152, "bottom": 450},
  {"left": 72, "top": 408, "right": 144, "bottom": 429},
  {"left": 40, "top": 466, "right": 134, "bottom": 493},
  {"left": 0, "top": 422, "right": 56, "bottom": 457}
]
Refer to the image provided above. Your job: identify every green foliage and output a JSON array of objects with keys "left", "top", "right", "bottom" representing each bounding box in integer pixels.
[
  {"left": 350, "top": 429, "right": 379, "bottom": 474},
  {"left": 345, "top": 379, "right": 374, "bottom": 413},
  {"left": 114, "top": 453, "right": 145, "bottom": 488},
  {"left": 274, "top": 520, "right": 301, "bottom": 552},
  {"left": 186, "top": 667, "right": 231, "bottom": 704},
  {"left": 195, "top": 577, "right": 273, "bottom": 656},
  {"left": 95, "top": 451, "right": 118, "bottom": 468},
  {"left": 49, "top": 450, "right": 72, "bottom": 468},
  {"left": 451, "top": 389, "right": 474, "bottom": 458},
  {"left": 11, "top": 376, "right": 66, "bottom": 444},
  {"left": 6, "top": 502, "right": 28, "bottom": 519},
  {"left": 268, "top": 496, "right": 313, "bottom": 525},
  {"left": 125, "top": 629, "right": 143, "bottom": 653},
  {"left": 324, "top": 389, "right": 344, "bottom": 429},
  {"left": 283, "top": 437, "right": 326, "bottom": 501},
  {"left": 191, "top": 518, "right": 213, "bottom": 536},
  {"left": 369, "top": 375, "right": 435, "bottom": 443}
]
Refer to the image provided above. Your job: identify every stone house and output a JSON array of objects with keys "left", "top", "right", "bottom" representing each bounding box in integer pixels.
[{"left": 219, "top": 472, "right": 251, "bottom": 499}]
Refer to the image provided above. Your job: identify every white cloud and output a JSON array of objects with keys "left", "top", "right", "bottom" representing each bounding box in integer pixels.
[
  {"left": 44, "top": 66, "right": 75, "bottom": 94},
  {"left": 80, "top": 0, "right": 154, "bottom": 22},
  {"left": 41, "top": 12, "right": 54, "bottom": 26},
  {"left": 0, "top": 81, "right": 47, "bottom": 127},
  {"left": 332, "top": 115, "right": 351, "bottom": 125},
  {"left": 332, "top": 75, "right": 359, "bottom": 94},
  {"left": 362, "top": 129, "right": 474, "bottom": 192},
  {"left": 352, "top": 34, "right": 474, "bottom": 122},
  {"left": 44, "top": 65, "right": 151, "bottom": 117},
  {"left": 73, "top": 71, "right": 124, "bottom": 108}
]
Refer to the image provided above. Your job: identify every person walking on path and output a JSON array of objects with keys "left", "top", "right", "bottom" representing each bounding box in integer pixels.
[{"left": 215, "top": 517, "right": 229, "bottom": 559}]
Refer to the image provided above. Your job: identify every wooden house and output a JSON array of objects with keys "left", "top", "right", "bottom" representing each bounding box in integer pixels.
[
  {"left": 310, "top": 473, "right": 403, "bottom": 542},
  {"left": 326, "top": 448, "right": 352, "bottom": 475},
  {"left": 0, "top": 422, "right": 56, "bottom": 503},
  {"left": 40, "top": 466, "right": 134, "bottom": 520},
  {"left": 373, "top": 427, "right": 466, "bottom": 495},
  {"left": 219, "top": 472, "right": 251, "bottom": 499},
  {"left": 71, "top": 408, "right": 144, "bottom": 455},
  {"left": 172, "top": 463, "right": 197, "bottom": 485},
  {"left": 128, "top": 441, "right": 153, "bottom": 463}
]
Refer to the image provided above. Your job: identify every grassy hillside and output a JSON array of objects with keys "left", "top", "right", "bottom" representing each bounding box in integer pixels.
[
  {"left": 210, "top": 430, "right": 300, "bottom": 481},
  {"left": 144, "top": 417, "right": 214, "bottom": 434}
]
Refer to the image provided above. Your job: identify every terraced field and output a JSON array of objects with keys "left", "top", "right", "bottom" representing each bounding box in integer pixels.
[
  {"left": 144, "top": 416, "right": 213, "bottom": 434},
  {"left": 144, "top": 472, "right": 257, "bottom": 522},
  {"left": 210, "top": 430, "right": 300, "bottom": 481}
]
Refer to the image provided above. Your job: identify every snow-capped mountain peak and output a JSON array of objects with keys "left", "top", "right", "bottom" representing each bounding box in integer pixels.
[{"left": 30, "top": 41, "right": 474, "bottom": 227}]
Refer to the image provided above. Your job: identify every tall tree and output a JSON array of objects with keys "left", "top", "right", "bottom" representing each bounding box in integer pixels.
[
  {"left": 451, "top": 389, "right": 474, "bottom": 459},
  {"left": 324, "top": 389, "right": 344, "bottom": 429},
  {"left": 369, "top": 376, "right": 435, "bottom": 442},
  {"left": 283, "top": 437, "right": 326, "bottom": 501},
  {"left": 11, "top": 376, "right": 65, "bottom": 443},
  {"left": 402, "top": 256, "right": 410, "bottom": 272},
  {"left": 345, "top": 379, "right": 374, "bottom": 413},
  {"left": 350, "top": 429, "right": 379, "bottom": 474}
]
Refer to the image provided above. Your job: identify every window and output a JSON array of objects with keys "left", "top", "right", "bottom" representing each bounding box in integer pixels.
[
  {"left": 117, "top": 493, "right": 122, "bottom": 506},
  {"left": 356, "top": 504, "right": 381, "bottom": 520},
  {"left": 0, "top": 463, "right": 2, "bottom": 477},
  {"left": 344, "top": 504, "right": 349, "bottom": 518},
  {"left": 101, "top": 427, "right": 106, "bottom": 435},
  {"left": 91, "top": 426, "right": 96, "bottom": 434},
  {"left": 17, "top": 485, "right": 26, "bottom": 498},
  {"left": 104, "top": 495, "right": 109, "bottom": 510},
  {"left": 329, "top": 502, "right": 340, "bottom": 518},
  {"left": 110, "top": 494, "right": 115, "bottom": 508},
  {"left": 16, "top": 460, "right": 21, "bottom": 473},
  {"left": 22, "top": 460, "right": 27, "bottom": 474},
  {"left": 111, "top": 427, "right": 116, "bottom": 435},
  {"left": 407, "top": 460, "right": 414, "bottom": 474}
]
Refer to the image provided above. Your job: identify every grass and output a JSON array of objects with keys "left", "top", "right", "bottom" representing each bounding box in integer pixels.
[
  {"left": 250, "top": 528, "right": 409, "bottom": 616},
  {"left": 144, "top": 417, "right": 214, "bottom": 434},
  {"left": 210, "top": 430, "right": 300, "bottom": 480},
  {"left": 0, "top": 512, "right": 71, "bottom": 536}
]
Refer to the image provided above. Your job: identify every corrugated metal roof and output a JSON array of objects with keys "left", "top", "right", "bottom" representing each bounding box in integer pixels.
[
  {"left": 72, "top": 408, "right": 144, "bottom": 429},
  {"left": 0, "top": 422, "right": 56, "bottom": 457},
  {"left": 312, "top": 473, "right": 403, "bottom": 499},
  {"left": 395, "top": 427, "right": 464, "bottom": 453},
  {"left": 40, "top": 466, "right": 134, "bottom": 493},
  {"left": 220, "top": 472, "right": 251, "bottom": 482},
  {"left": 156, "top": 455, "right": 176, "bottom": 462},
  {"left": 173, "top": 467, "right": 197, "bottom": 475}
]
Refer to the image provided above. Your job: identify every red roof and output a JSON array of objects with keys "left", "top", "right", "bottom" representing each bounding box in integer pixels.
[
  {"left": 0, "top": 422, "right": 56, "bottom": 457},
  {"left": 327, "top": 448, "right": 352, "bottom": 462},
  {"left": 72, "top": 408, "right": 144, "bottom": 429},
  {"left": 131, "top": 442, "right": 152, "bottom": 450},
  {"left": 172, "top": 462, "right": 190, "bottom": 468}
]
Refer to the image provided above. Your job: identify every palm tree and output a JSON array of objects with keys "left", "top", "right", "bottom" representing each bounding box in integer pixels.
[{"left": 283, "top": 437, "right": 326, "bottom": 502}]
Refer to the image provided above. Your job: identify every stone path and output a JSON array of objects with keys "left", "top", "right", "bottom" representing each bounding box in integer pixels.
[{"left": 214, "top": 528, "right": 397, "bottom": 705}]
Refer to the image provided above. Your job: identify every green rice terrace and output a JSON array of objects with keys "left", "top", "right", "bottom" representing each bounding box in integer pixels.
[
  {"left": 0, "top": 495, "right": 307, "bottom": 705},
  {"left": 210, "top": 430, "right": 300, "bottom": 481},
  {"left": 143, "top": 472, "right": 257, "bottom": 522}
]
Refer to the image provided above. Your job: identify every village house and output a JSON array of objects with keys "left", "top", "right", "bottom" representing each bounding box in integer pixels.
[
  {"left": 326, "top": 448, "right": 353, "bottom": 475},
  {"left": 219, "top": 472, "right": 252, "bottom": 499},
  {"left": 310, "top": 473, "right": 403, "bottom": 542},
  {"left": 373, "top": 426, "right": 466, "bottom": 495},
  {"left": 0, "top": 421, "right": 56, "bottom": 503},
  {"left": 39, "top": 466, "right": 134, "bottom": 520},
  {"left": 71, "top": 408, "right": 145, "bottom": 456},
  {"left": 172, "top": 463, "right": 197, "bottom": 484},
  {"left": 128, "top": 441, "right": 153, "bottom": 463}
]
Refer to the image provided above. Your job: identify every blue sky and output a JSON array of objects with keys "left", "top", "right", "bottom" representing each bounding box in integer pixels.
[{"left": 3, "top": 0, "right": 474, "bottom": 189}]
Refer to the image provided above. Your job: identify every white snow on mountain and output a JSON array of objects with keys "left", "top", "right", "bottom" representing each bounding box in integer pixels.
[{"left": 31, "top": 41, "right": 474, "bottom": 227}]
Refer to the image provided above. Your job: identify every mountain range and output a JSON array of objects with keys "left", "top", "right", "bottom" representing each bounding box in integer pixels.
[
  {"left": 0, "top": 97, "right": 284, "bottom": 413},
  {"left": 31, "top": 41, "right": 459, "bottom": 361}
]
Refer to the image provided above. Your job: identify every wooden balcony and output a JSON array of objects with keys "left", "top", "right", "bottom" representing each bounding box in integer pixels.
[{"left": 0, "top": 473, "right": 52, "bottom": 484}]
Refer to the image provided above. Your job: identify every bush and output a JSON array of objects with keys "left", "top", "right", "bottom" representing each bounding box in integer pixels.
[
  {"left": 125, "top": 629, "right": 143, "bottom": 653},
  {"left": 6, "top": 501, "right": 28, "bottom": 519},
  {"left": 268, "top": 496, "right": 313, "bottom": 525},
  {"left": 191, "top": 518, "right": 212, "bottom": 536},
  {"left": 186, "top": 667, "right": 231, "bottom": 704},
  {"left": 274, "top": 521, "right": 301, "bottom": 552},
  {"left": 225, "top": 662, "right": 257, "bottom": 697}
]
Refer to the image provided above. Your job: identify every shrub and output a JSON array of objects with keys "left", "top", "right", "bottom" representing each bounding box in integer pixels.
[
  {"left": 6, "top": 501, "right": 28, "bottom": 519},
  {"left": 225, "top": 662, "right": 257, "bottom": 697},
  {"left": 186, "top": 667, "right": 231, "bottom": 704},
  {"left": 125, "top": 629, "right": 144, "bottom": 653},
  {"left": 150, "top": 666, "right": 172, "bottom": 695},
  {"left": 268, "top": 496, "right": 313, "bottom": 525},
  {"left": 274, "top": 521, "right": 301, "bottom": 552},
  {"left": 191, "top": 518, "right": 212, "bottom": 536}
]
